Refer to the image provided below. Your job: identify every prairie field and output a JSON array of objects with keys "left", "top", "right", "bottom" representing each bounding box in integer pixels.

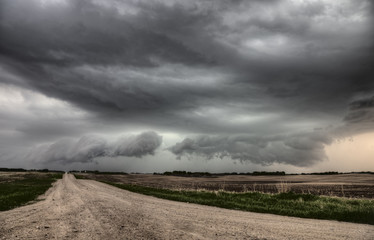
[
  {"left": 1, "top": 173, "right": 374, "bottom": 239},
  {"left": 74, "top": 173, "right": 374, "bottom": 198},
  {"left": 0, "top": 171, "right": 63, "bottom": 211}
]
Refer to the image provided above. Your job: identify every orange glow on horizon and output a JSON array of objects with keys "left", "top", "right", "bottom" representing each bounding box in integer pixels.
[{"left": 321, "top": 132, "right": 374, "bottom": 172}]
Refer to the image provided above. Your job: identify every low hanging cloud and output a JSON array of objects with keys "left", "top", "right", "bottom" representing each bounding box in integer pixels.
[
  {"left": 168, "top": 131, "right": 333, "bottom": 167},
  {"left": 112, "top": 131, "right": 164, "bottom": 158},
  {"left": 168, "top": 95, "right": 374, "bottom": 167},
  {"left": 27, "top": 131, "right": 162, "bottom": 164}
]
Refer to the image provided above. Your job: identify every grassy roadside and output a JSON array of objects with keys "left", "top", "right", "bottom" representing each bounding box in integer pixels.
[
  {"left": 0, "top": 173, "right": 63, "bottom": 211},
  {"left": 75, "top": 174, "right": 374, "bottom": 225}
]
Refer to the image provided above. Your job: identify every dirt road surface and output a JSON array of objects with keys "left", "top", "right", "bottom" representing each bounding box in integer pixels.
[{"left": 1, "top": 174, "right": 373, "bottom": 240}]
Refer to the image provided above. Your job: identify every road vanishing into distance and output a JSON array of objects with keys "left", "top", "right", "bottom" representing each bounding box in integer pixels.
[{"left": 1, "top": 174, "right": 373, "bottom": 239}]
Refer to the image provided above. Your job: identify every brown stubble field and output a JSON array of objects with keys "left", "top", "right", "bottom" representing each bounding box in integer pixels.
[
  {"left": 0, "top": 171, "right": 51, "bottom": 182},
  {"left": 75, "top": 173, "right": 374, "bottom": 198}
]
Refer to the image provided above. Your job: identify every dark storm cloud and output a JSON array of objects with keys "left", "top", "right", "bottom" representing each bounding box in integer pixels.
[
  {"left": 0, "top": 0, "right": 209, "bottom": 67},
  {"left": 344, "top": 97, "right": 374, "bottom": 123},
  {"left": 168, "top": 94, "right": 374, "bottom": 166},
  {"left": 0, "top": 0, "right": 216, "bottom": 120},
  {"left": 1, "top": 0, "right": 370, "bottom": 119},
  {"left": 335, "top": 96, "right": 374, "bottom": 136},
  {"left": 28, "top": 131, "right": 162, "bottom": 164},
  {"left": 15, "top": 120, "right": 85, "bottom": 141},
  {"left": 168, "top": 131, "right": 333, "bottom": 167},
  {"left": 112, "top": 131, "right": 163, "bottom": 158},
  {"left": 0, "top": 0, "right": 373, "bottom": 168}
]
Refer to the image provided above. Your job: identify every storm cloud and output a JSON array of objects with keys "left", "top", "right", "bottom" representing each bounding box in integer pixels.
[
  {"left": 27, "top": 131, "right": 162, "bottom": 164},
  {"left": 0, "top": 0, "right": 373, "bottom": 170},
  {"left": 169, "top": 131, "right": 333, "bottom": 167}
]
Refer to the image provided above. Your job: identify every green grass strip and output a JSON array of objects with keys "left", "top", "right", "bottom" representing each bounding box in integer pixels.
[
  {"left": 93, "top": 179, "right": 374, "bottom": 225},
  {"left": 0, "top": 173, "right": 63, "bottom": 211}
]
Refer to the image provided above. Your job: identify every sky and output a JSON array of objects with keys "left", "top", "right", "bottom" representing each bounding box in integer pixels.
[{"left": 0, "top": 0, "right": 373, "bottom": 173}]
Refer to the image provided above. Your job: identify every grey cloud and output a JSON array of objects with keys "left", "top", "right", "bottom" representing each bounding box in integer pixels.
[
  {"left": 0, "top": 0, "right": 373, "bottom": 170},
  {"left": 347, "top": 96, "right": 374, "bottom": 111},
  {"left": 15, "top": 120, "right": 86, "bottom": 141},
  {"left": 1, "top": 0, "right": 372, "bottom": 123},
  {"left": 168, "top": 95, "right": 374, "bottom": 167},
  {"left": 112, "top": 131, "right": 163, "bottom": 157},
  {"left": 0, "top": 0, "right": 209, "bottom": 68},
  {"left": 168, "top": 131, "right": 333, "bottom": 167},
  {"left": 343, "top": 96, "right": 374, "bottom": 125},
  {"left": 28, "top": 131, "right": 162, "bottom": 164},
  {"left": 335, "top": 96, "right": 374, "bottom": 136}
]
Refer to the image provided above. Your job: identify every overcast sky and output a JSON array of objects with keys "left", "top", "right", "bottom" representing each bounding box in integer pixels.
[{"left": 0, "top": 0, "right": 373, "bottom": 173}]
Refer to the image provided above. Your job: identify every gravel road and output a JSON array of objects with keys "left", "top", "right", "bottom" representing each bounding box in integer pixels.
[{"left": 1, "top": 174, "right": 373, "bottom": 239}]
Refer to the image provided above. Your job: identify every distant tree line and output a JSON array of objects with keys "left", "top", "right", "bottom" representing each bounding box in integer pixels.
[
  {"left": 69, "top": 170, "right": 128, "bottom": 175},
  {"left": 2, "top": 167, "right": 372, "bottom": 175},
  {"left": 302, "top": 171, "right": 374, "bottom": 175},
  {"left": 251, "top": 171, "right": 286, "bottom": 176},
  {"left": 301, "top": 171, "right": 339, "bottom": 175},
  {"left": 153, "top": 170, "right": 374, "bottom": 176},
  {"left": 0, "top": 167, "right": 64, "bottom": 173},
  {"left": 160, "top": 171, "right": 212, "bottom": 177},
  {"left": 155, "top": 170, "right": 287, "bottom": 177}
]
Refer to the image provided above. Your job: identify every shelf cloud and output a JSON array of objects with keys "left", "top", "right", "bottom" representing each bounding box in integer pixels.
[
  {"left": 27, "top": 132, "right": 162, "bottom": 164},
  {"left": 168, "top": 131, "right": 333, "bottom": 167}
]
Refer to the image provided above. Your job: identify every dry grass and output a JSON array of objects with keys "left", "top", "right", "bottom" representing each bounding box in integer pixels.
[
  {"left": 276, "top": 181, "right": 290, "bottom": 193},
  {"left": 74, "top": 173, "right": 374, "bottom": 198}
]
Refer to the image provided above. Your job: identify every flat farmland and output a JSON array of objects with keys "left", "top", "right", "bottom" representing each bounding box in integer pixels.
[
  {"left": 75, "top": 173, "right": 374, "bottom": 198},
  {"left": 1, "top": 174, "right": 373, "bottom": 239},
  {"left": 0, "top": 171, "right": 63, "bottom": 211}
]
